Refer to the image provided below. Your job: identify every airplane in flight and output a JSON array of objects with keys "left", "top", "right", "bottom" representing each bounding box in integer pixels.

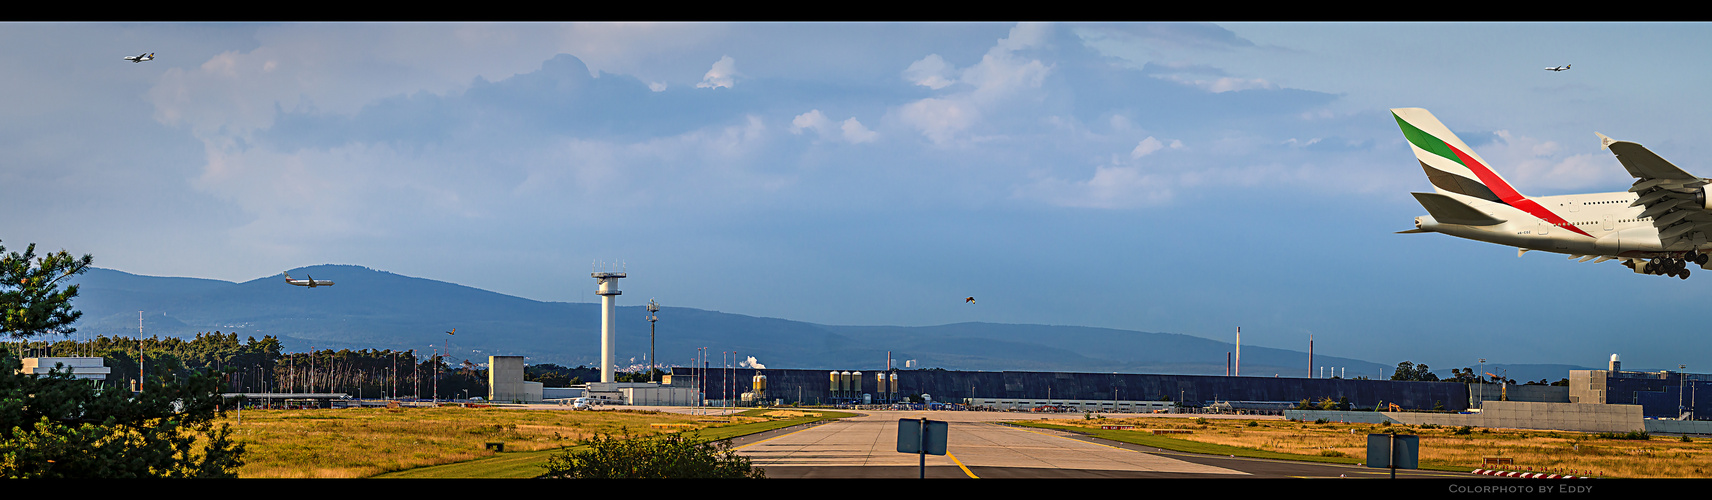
[
  {"left": 123, "top": 52, "right": 155, "bottom": 63},
  {"left": 283, "top": 271, "right": 334, "bottom": 288},
  {"left": 1393, "top": 107, "right": 1711, "bottom": 279},
  {"left": 1545, "top": 64, "right": 1570, "bottom": 71}
]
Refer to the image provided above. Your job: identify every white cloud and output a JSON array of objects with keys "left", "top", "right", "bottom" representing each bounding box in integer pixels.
[
  {"left": 790, "top": 109, "right": 878, "bottom": 144},
  {"left": 840, "top": 118, "right": 878, "bottom": 143},
  {"left": 648, "top": 81, "right": 668, "bottom": 92},
  {"left": 1477, "top": 130, "right": 1626, "bottom": 192},
  {"left": 1161, "top": 74, "right": 1278, "bottom": 93},
  {"left": 696, "top": 55, "right": 739, "bottom": 89},
  {"left": 791, "top": 109, "right": 833, "bottom": 135},
  {"left": 1016, "top": 165, "right": 1177, "bottom": 209},
  {"left": 1130, "top": 136, "right": 1184, "bottom": 158},
  {"left": 903, "top": 54, "right": 955, "bottom": 89},
  {"left": 895, "top": 23, "right": 1054, "bottom": 146},
  {"left": 897, "top": 98, "right": 978, "bottom": 145}
]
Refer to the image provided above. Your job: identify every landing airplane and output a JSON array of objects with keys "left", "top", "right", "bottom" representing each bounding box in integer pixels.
[
  {"left": 1394, "top": 107, "right": 1712, "bottom": 279},
  {"left": 1545, "top": 64, "right": 1570, "bottom": 71},
  {"left": 283, "top": 271, "right": 334, "bottom": 288},
  {"left": 123, "top": 52, "right": 154, "bottom": 63}
]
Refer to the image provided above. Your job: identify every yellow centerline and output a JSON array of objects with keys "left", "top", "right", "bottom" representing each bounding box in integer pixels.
[{"left": 948, "top": 452, "right": 979, "bottom": 478}]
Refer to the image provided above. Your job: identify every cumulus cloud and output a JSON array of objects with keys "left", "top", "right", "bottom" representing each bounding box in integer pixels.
[
  {"left": 903, "top": 54, "right": 955, "bottom": 89},
  {"left": 1476, "top": 130, "right": 1627, "bottom": 192},
  {"left": 895, "top": 23, "right": 1054, "bottom": 146},
  {"left": 1130, "top": 136, "right": 1184, "bottom": 158},
  {"left": 840, "top": 117, "right": 878, "bottom": 143},
  {"left": 791, "top": 109, "right": 878, "bottom": 144},
  {"left": 1016, "top": 165, "right": 1177, "bottom": 209},
  {"left": 696, "top": 55, "right": 739, "bottom": 89},
  {"left": 1161, "top": 74, "right": 1277, "bottom": 93}
]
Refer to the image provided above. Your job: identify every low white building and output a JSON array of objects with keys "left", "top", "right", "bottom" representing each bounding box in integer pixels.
[{"left": 19, "top": 357, "right": 111, "bottom": 381}]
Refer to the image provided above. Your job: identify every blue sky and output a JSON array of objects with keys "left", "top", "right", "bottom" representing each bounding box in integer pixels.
[{"left": 6, "top": 22, "right": 1712, "bottom": 373}]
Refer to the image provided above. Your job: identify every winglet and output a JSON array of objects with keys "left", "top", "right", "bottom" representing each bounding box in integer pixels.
[
  {"left": 1597, "top": 132, "right": 1616, "bottom": 151},
  {"left": 1518, "top": 248, "right": 1529, "bottom": 258}
]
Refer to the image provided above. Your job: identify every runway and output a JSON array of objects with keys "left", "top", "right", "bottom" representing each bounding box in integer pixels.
[{"left": 733, "top": 411, "right": 1468, "bottom": 479}]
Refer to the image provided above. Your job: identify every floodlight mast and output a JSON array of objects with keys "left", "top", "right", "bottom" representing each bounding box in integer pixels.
[{"left": 647, "top": 299, "right": 660, "bottom": 383}]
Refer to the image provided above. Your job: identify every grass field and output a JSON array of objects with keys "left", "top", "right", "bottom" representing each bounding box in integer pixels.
[
  {"left": 223, "top": 406, "right": 852, "bottom": 478},
  {"left": 1020, "top": 415, "right": 1712, "bottom": 478}
]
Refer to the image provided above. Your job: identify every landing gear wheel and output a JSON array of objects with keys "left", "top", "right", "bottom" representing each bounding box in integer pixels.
[{"left": 1683, "top": 269, "right": 1692, "bottom": 279}]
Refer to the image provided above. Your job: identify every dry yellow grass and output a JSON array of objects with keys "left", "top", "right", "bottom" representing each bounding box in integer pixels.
[
  {"left": 1054, "top": 415, "right": 1712, "bottom": 478},
  {"left": 223, "top": 407, "right": 732, "bottom": 478}
]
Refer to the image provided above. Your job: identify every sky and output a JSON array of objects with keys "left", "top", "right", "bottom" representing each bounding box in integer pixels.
[{"left": 6, "top": 22, "right": 1712, "bottom": 373}]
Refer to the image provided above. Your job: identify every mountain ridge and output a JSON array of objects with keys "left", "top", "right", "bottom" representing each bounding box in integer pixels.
[{"left": 59, "top": 265, "right": 1587, "bottom": 381}]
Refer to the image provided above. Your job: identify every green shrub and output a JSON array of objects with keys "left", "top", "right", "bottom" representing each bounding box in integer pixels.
[
  {"left": 1594, "top": 431, "right": 1650, "bottom": 440},
  {"left": 544, "top": 429, "right": 763, "bottom": 479}
]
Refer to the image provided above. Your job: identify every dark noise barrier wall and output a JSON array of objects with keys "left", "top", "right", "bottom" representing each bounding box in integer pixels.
[{"left": 669, "top": 367, "right": 1470, "bottom": 411}]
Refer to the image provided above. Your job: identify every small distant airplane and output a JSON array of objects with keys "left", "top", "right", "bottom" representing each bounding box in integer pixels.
[
  {"left": 1545, "top": 64, "right": 1570, "bottom": 72},
  {"left": 123, "top": 52, "right": 155, "bottom": 63},
  {"left": 283, "top": 271, "right": 333, "bottom": 288}
]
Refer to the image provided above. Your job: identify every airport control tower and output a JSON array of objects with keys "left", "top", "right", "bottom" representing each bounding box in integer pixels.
[{"left": 593, "top": 269, "right": 625, "bottom": 384}]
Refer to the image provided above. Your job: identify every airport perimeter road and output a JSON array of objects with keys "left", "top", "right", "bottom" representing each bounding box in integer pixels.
[{"left": 735, "top": 411, "right": 1471, "bottom": 479}]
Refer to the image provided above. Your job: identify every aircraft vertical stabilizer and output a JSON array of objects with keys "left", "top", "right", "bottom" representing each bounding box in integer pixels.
[{"left": 1391, "top": 108, "right": 1519, "bottom": 204}]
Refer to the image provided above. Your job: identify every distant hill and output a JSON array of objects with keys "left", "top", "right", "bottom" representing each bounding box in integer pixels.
[{"left": 64, "top": 265, "right": 1414, "bottom": 378}]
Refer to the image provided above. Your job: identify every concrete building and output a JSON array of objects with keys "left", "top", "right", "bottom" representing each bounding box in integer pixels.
[
  {"left": 486, "top": 355, "right": 544, "bottom": 403},
  {"left": 668, "top": 367, "right": 1471, "bottom": 411},
  {"left": 18, "top": 357, "right": 111, "bottom": 381},
  {"left": 1570, "top": 368, "right": 1712, "bottom": 420}
]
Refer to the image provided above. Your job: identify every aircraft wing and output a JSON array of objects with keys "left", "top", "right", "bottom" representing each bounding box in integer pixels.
[{"left": 1604, "top": 133, "right": 1712, "bottom": 250}]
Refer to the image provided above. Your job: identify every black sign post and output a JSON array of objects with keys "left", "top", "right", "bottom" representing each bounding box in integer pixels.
[{"left": 897, "top": 418, "right": 948, "bottom": 478}]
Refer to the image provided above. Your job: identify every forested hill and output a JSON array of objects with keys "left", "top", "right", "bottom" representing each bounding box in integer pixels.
[{"left": 57, "top": 265, "right": 1572, "bottom": 380}]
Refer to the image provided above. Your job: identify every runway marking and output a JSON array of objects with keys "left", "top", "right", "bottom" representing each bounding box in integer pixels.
[
  {"left": 732, "top": 422, "right": 824, "bottom": 451},
  {"left": 948, "top": 452, "right": 978, "bottom": 478}
]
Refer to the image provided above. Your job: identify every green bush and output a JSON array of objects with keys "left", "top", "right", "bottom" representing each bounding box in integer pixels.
[
  {"left": 543, "top": 429, "right": 763, "bottom": 479},
  {"left": 0, "top": 355, "right": 245, "bottom": 478}
]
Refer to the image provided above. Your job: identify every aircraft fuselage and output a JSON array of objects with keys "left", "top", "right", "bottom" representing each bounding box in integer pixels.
[{"left": 1412, "top": 190, "right": 1682, "bottom": 258}]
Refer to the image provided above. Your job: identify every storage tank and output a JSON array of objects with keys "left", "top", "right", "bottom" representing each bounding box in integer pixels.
[
  {"left": 875, "top": 372, "right": 887, "bottom": 393},
  {"left": 752, "top": 373, "right": 767, "bottom": 399},
  {"left": 853, "top": 371, "right": 862, "bottom": 394},
  {"left": 889, "top": 372, "right": 898, "bottom": 394},
  {"left": 829, "top": 371, "right": 839, "bottom": 394}
]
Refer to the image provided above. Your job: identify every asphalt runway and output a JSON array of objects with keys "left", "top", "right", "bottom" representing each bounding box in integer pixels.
[{"left": 733, "top": 410, "right": 1473, "bottom": 479}]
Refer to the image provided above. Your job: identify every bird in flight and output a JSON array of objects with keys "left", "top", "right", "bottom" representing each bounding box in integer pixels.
[
  {"left": 965, "top": 297, "right": 976, "bottom": 304},
  {"left": 1545, "top": 64, "right": 1570, "bottom": 72}
]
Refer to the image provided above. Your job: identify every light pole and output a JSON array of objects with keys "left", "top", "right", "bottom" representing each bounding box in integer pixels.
[
  {"left": 1478, "top": 358, "right": 1486, "bottom": 410},
  {"left": 647, "top": 299, "right": 660, "bottom": 383},
  {"left": 1682, "top": 364, "right": 1689, "bottom": 420}
]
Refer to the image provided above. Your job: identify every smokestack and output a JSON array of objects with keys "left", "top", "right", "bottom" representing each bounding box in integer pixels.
[
  {"left": 1308, "top": 334, "right": 1313, "bottom": 379},
  {"left": 1235, "top": 327, "right": 1241, "bottom": 377}
]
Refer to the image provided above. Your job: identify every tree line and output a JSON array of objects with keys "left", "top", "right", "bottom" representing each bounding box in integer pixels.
[{"left": 2, "top": 332, "right": 490, "bottom": 400}]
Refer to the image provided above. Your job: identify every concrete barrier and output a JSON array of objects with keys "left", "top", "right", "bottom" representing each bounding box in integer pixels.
[{"left": 1288, "top": 402, "right": 1645, "bottom": 433}]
